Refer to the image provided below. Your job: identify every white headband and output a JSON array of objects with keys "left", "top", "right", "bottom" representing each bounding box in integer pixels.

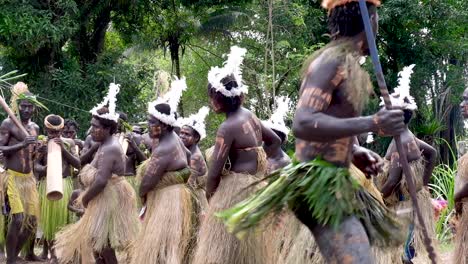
[
  {"left": 179, "top": 106, "right": 210, "bottom": 140},
  {"left": 208, "top": 46, "right": 248, "bottom": 97},
  {"left": 148, "top": 77, "right": 187, "bottom": 126},
  {"left": 90, "top": 83, "right": 120, "bottom": 122}
]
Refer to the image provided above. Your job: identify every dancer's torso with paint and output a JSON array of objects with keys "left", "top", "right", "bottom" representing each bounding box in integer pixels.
[{"left": 295, "top": 42, "right": 372, "bottom": 167}]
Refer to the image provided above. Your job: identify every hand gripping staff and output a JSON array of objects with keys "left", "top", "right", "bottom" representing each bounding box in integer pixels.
[{"left": 358, "top": 1, "right": 437, "bottom": 263}]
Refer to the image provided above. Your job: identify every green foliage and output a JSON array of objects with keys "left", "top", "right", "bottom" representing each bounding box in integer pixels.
[{"left": 429, "top": 163, "right": 456, "bottom": 243}]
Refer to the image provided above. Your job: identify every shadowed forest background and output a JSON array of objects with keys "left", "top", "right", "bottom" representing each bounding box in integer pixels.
[{"left": 0, "top": 0, "right": 466, "bottom": 164}]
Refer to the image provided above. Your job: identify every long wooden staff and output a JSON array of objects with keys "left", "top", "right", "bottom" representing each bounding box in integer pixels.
[{"left": 357, "top": 1, "right": 437, "bottom": 263}]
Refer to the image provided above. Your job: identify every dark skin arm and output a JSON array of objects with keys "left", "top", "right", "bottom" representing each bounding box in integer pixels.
[
  {"left": 80, "top": 136, "right": 99, "bottom": 166},
  {"left": 381, "top": 152, "right": 402, "bottom": 198},
  {"left": 260, "top": 122, "right": 281, "bottom": 158},
  {"left": 292, "top": 59, "right": 404, "bottom": 142},
  {"left": 188, "top": 152, "right": 207, "bottom": 186},
  {"left": 68, "top": 190, "right": 84, "bottom": 216},
  {"left": 33, "top": 147, "right": 47, "bottom": 179},
  {"left": 351, "top": 144, "right": 383, "bottom": 178},
  {"left": 418, "top": 138, "right": 436, "bottom": 186},
  {"left": 81, "top": 145, "right": 117, "bottom": 207},
  {"left": 139, "top": 148, "right": 169, "bottom": 198},
  {"left": 0, "top": 120, "right": 36, "bottom": 155},
  {"left": 125, "top": 133, "right": 147, "bottom": 163},
  {"left": 206, "top": 126, "right": 233, "bottom": 200},
  {"left": 54, "top": 138, "right": 81, "bottom": 169}
]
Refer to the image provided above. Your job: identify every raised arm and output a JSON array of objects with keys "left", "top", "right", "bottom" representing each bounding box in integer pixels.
[
  {"left": 418, "top": 138, "right": 437, "bottom": 186},
  {"left": 80, "top": 135, "right": 99, "bottom": 166},
  {"left": 55, "top": 138, "right": 81, "bottom": 170},
  {"left": 206, "top": 126, "right": 233, "bottom": 200},
  {"left": 126, "top": 133, "right": 147, "bottom": 163},
  {"left": 292, "top": 60, "right": 404, "bottom": 142},
  {"left": 139, "top": 149, "right": 169, "bottom": 198}
]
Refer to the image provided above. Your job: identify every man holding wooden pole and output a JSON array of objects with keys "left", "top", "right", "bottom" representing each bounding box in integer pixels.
[{"left": 0, "top": 82, "right": 40, "bottom": 264}]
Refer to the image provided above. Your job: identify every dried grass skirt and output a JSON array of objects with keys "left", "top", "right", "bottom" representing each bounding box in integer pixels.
[
  {"left": 130, "top": 168, "right": 194, "bottom": 264},
  {"left": 54, "top": 165, "right": 139, "bottom": 264},
  {"left": 191, "top": 172, "right": 275, "bottom": 264}
]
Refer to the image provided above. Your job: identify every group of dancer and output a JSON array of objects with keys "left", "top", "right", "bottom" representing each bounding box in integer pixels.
[{"left": 0, "top": 0, "right": 467, "bottom": 263}]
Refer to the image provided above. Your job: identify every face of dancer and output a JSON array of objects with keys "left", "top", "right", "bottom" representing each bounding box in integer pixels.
[
  {"left": 147, "top": 115, "right": 164, "bottom": 139},
  {"left": 63, "top": 125, "right": 77, "bottom": 139},
  {"left": 460, "top": 88, "right": 468, "bottom": 119},
  {"left": 46, "top": 128, "right": 62, "bottom": 139},
  {"left": 18, "top": 100, "right": 34, "bottom": 122},
  {"left": 180, "top": 125, "right": 199, "bottom": 148},
  {"left": 90, "top": 117, "right": 110, "bottom": 142},
  {"left": 209, "top": 97, "right": 223, "bottom": 114}
]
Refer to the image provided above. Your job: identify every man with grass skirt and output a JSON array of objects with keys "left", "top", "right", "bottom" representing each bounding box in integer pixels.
[
  {"left": 0, "top": 82, "right": 41, "bottom": 264},
  {"left": 34, "top": 114, "right": 80, "bottom": 263},
  {"left": 454, "top": 87, "right": 468, "bottom": 264},
  {"left": 216, "top": 1, "right": 409, "bottom": 263}
]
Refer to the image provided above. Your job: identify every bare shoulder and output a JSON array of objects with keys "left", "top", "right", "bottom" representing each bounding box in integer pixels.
[
  {"left": 1, "top": 118, "right": 13, "bottom": 129},
  {"left": 102, "top": 139, "right": 122, "bottom": 153}
]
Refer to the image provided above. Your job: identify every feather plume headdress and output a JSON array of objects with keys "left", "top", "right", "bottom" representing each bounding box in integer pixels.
[
  {"left": 262, "top": 96, "right": 291, "bottom": 139},
  {"left": 90, "top": 83, "right": 120, "bottom": 122},
  {"left": 148, "top": 77, "right": 187, "bottom": 126},
  {"left": 322, "top": 0, "right": 381, "bottom": 10},
  {"left": 380, "top": 64, "right": 417, "bottom": 110},
  {"left": 208, "top": 46, "right": 248, "bottom": 97},
  {"left": 179, "top": 106, "right": 210, "bottom": 140}
]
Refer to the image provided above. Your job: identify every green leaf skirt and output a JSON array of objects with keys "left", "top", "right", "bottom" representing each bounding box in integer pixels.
[{"left": 216, "top": 157, "right": 405, "bottom": 247}]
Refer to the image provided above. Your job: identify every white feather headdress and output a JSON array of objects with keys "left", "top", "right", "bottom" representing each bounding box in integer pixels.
[
  {"left": 380, "top": 64, "right": 417, "bottom": 110},
  {"left": 148, "top": 76, "right": 187, "bottom": 126},
  {"left": 262, "top": 96, "right": 291, "bottom": 139},
  {"left": 208, "top": 46, "right": 248, "bottom": 97},
  {"left": 90, "top": 83, "right": 120, "bottom": 122},
  {"left": 179, "top": 106, "right": 210, "bottom": 140}
]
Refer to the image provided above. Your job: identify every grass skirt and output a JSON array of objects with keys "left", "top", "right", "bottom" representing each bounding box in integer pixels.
[
  {"left": 276, "top": 164, "right": 397, "bottom": 264},
  {"left": 39, "top": 177, "right": 73, "bottom": 241},
  {"left": 216, "top": 158, "right": 405, "bottom": 248},
  {"left": 377, "top": 158, "right": 439, "bottom": 263},
  {"left": 192, "top": 171, "right": 276, "bottom": 264},
  {"left": 130, "top": 168, "right": 194, "bottom": 264},
  {"left": 54, "top": 165, "right": 140, "bottom": 263},
  {"left": 5, "top": 170, "right": 39, "bottom": 228},
  {"left": 454, "top": 201, "right": 468, "bottom": 264},
  {"left": 376, "top": 159, "right": 425, "bottom": 207}
]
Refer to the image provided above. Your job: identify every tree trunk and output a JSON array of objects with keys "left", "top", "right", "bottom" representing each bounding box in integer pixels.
[{"left": 169, "top": 36, "right": 184, "bottom": 116}]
